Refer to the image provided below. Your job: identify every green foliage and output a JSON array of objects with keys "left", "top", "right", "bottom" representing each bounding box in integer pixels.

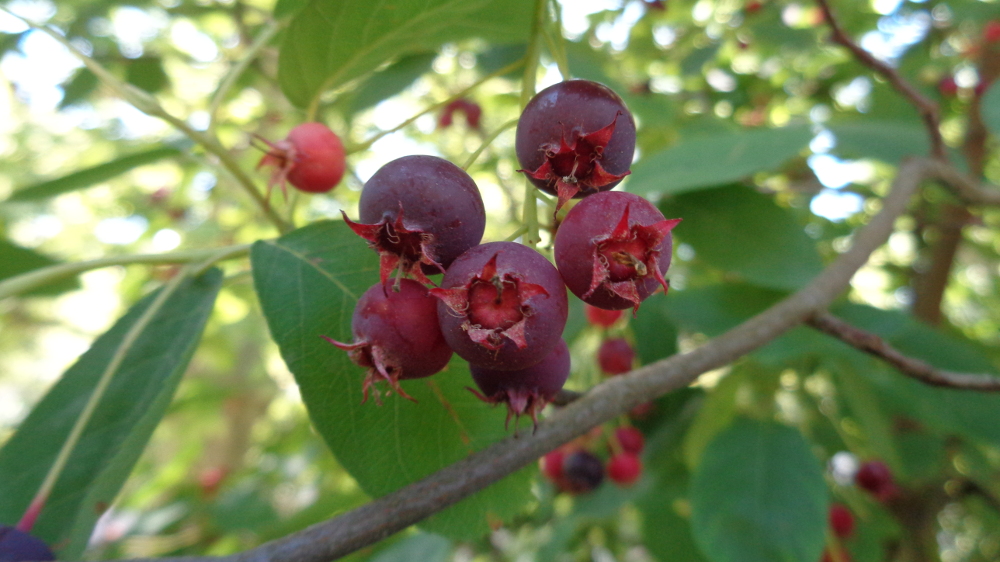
[{"left": 0, "top": 240, "right": 79, "bottom": 294}]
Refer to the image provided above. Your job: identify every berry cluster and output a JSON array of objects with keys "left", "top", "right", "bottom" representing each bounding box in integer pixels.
[
  {"left": 541, "top": 425, "right": 646, "bottom": 493},
  {"left": 320, "top": 80, "right": 679, "bottom": 427}
]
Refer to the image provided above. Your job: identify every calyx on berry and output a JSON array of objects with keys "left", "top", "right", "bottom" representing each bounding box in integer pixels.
[
  {"left": 469, "top": 339, "right": 570, "bottom": 429},
  {"left": 256, "top": 122, "right": 345, "bottom": 198}
]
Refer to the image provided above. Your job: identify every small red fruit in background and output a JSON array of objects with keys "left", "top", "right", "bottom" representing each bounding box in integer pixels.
[
  {"left": 541, "top": 449, "right": 566, "bottom": 481},
  {"left": 439, "top": 99, "right": 483, "bottom": 130},
  {"left": 598, "top": 337, "right": 635, "bottom": 375},
  {"left": 829, "top": 503, "right": 854, "bottom": 539},
  {"left": 855, "top": 459, "right": 898, "bottom": 502},
  {"left": 561, "top": 450, "right": 605, "bottom": 493},
  {"left": 585, "top": 304, "right": 623, "bottom": 328},
  {"left": 938, "top": 76, "right": 959, "bottom": 97},
  {"left": 257, "top": 122, "right": 345, "bottom": 198},
  {"left": 198, "top": 466, "right": 228, "bottom": 497},
  {"left": 983, "top": 20, "right": 1000, "bottom": 43},
  {"left": 745, "top": 1, "right": 763, "bottom": 14},
  {"left": 607, "top": 453, "right": 642, "bottom": 486},
  {"left": 614, "top": 426, "right": 645, "bottom": 455}
]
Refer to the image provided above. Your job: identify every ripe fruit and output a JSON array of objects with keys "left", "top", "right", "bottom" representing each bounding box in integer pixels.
[
  {"left": 984, "top": 20, "right": 1000, "bottom": 43},
  {"left": 607, "top": 453, "right": 642, "bottom": 486},
  {"left": 470, "top": 339, "right": 570, "bottom": 427},
  {"left": 554, "top": 191, "right": 681, "bottom": 311},
  {"left": 516, "top": 80, "right": 636, "bottom": 210},
  {"left": 829, "top": 503, "right": 854, "bottom": 539},
  {"left": 561, "top": 450, "right": 605, "bottom": 493},
  {"left": 938, "top": 76, "right": 958, "bottom": 97},
  {"left": 855, "top": 459, "right": 898, "bottom": 502},
  {"left": 745, "top": 0, "right": 763, "bottom": 14},
  {"left": 0, "top": 526, "right": 54, "bottom": 562},
  {"left": 585, "top": 304, "right": 623, "bottom": 328},
  {"left": 541, "top": 449, "right": 566, "bottom": 481},
  {"left": 257, "top": 122, "right": 345, "bottom": 198},
  {"left": 343, "top": 155, "right": 486, "bottom": 285},
  {"left": 431, "top": 242, "right": 568, "bottom": 371},
  {"left": 614, "top": 426, "right": 645, "bottom": 455},
  {"left": 598, "top": 337, "right": 635, "bottom": 375},
  {"left": 439, "top": 98, "right": 483, "bottom": 130},
  {"left": 325, "top": 279, "right": 452, "bottom": 403}
]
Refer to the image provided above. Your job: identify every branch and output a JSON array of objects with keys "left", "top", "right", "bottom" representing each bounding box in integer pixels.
[
  {"left": 815, "top": 0, "right": 945, "bottom": 159},
  {"left": 924, "top": 159, "right": 1000, "bottom": 206},
  {"left": 807, "top": 312, "right": 1000, "bottom": 391},
  {"left": 110, "top": 157, "right": 932, "bottom": 562}
]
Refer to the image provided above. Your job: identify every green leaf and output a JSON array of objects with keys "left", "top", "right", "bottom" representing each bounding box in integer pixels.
[
  {"left": 638, "top": 467, "right": 706, "bottom": 562},
  {"left": 982, "top": 82, "right": 1000, "bottom": 140},
  {"left": 369, "top": 533, "right": 452, "bottom": 562},
  {"left": 0, "top": 269, "right": 223, "bottom": 557},
  {"left": 690, "top": 418, "right": 828, "bottom": 562},
  {"left": 627, "top": 126, "right": 812, "bottom": 196},
  {"left": 250, "top": 221, "right": 532, "bottom": 540},
  {"left": 0, "top": 239, "right": 79, "bottom": 295},
  {"left": 342, "top": 52, "right": 436, "bottom": 116},
  {"left": 59, "top": 67, "right": 98, "bottom": 109},
  {"left": 125, "top": 57, "right": 170, "bottom": 94},
  {"left": 659, "top": 185, "right": 823, "bottom": 290},
  {"left": 7, "top": 146, "right": 184, "bottom": 202},
  {"left": 827, "top": 121, "right": 930, "bottom": 164},
  {"left": 632, "top": 292, "right": 678, "bottom": 365},
  {"left": 277, "top": 0, "right": 533, "bottom": 108}
]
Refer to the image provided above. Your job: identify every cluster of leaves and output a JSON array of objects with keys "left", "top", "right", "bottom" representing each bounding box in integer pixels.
[{"left": 1, "top": 0, "right": 999, "bottom": 561}]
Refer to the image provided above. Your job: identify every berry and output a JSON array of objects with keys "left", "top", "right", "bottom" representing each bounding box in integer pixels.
[
  {"left": 257, "top": 122, "right": 345, "bottom": 198},
  {"left": 938, "top": 76, "right": 958, "bottom": 97},
  {"left": 745, "top": 1, "right": 763, "bottom": 14},
  {"left": 585, "top": 304, "right": 623, "bottom": 328},
  {"left": 516, "top": 80, "right": 636, "bottom": 210},
  {"left": 598, "top": 337, "right": 635, "bottom": 375},
  {"left": 829, "top": 503, "right": 854, "bottom": 539},
  {"left": 614, "top": 426, "right": 645, "bottom": 455},
  {"left": 629, "top": 401, "right": 655, "bottom": 419},
  {"left": 343, "top": 155, "right": 486, "bottom": 286},
  {"left": 439, "top": 98, "right": 483, "bottom": 130},
  {"left": 561, "top": 450, "right": 604, "bottom": 493},
  {"left": 855, "top": 460, "right": 898, "bottom": 502},
  {"left": 431, "top": 242, "right": 568, "bottom": 371},
  {"left": 984, "top": 20, "right": 1000, "bottom": 43},
  {"left": 0, "top": 526, "right": 55, "bottom": 562},
  {"left": 541, "top": 449, "right": 566, "bottom": 481},
  {"left": 607, "top": 453, "right": 642, "bottom": 486},
  {"left": 554, "top": 191, "right": 681, "bottom": 311},
  {"left": 470, "top": 339, "right": 571, "bottom": 427},
  {"left": 325, "top": 279, "right": 452, "bottom": 403}
]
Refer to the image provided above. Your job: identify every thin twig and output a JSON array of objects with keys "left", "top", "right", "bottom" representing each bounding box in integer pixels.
[
  {"left": 925, "top": 159, "right": 1000, "bottom": 206},
  {"left": 208, "top": 19, "right": 285, "bottom": 133},
  {"left": 815, "top": 0, "right": 945, "bottom": 159},
  {"left": 807, "top": 312, "right": 1000, "bottom": 391},
  {"left": 462, "top": 118, "right": 519, "bottom": 170},
  {"left": 107, "top": 157, "right": 932, "bottom": 562}
]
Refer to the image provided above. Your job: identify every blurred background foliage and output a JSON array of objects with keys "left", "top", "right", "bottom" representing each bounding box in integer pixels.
[{"left": 0, "top": 0, "right": 999, "bottom": 560}]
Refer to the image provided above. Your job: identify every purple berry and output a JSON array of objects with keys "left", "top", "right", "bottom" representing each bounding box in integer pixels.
[
  {"left": 342, "top": 155, "right": 486, "bottom": 285},
  {"left": 431, "top": 242, "right": 568, "bottom": 371},
  {"left": 598, "top": 337, "right": 635, "bottom": 375},
  {"left": 325, "top": 279, "right": 452, "bottom": 403},
  {"left": 516, "top": 80, "right": 636, "bottom": 210},
  {"left": 561, "top": 450, "right": 605, "bottom": 493},
  {"left": 554, "top": 191, "right": 680, "bottom": 311},
  {"left": 470, "top": 339, "right": 570, "bottom": 427},
  {"left": 0, "top": 526, "right": 54, "bottom": 562}
]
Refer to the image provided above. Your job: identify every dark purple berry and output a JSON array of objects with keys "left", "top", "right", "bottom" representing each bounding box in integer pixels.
[
  {"left": 598, "top": 337, "right": 635, "bottom": 375},
  {"left": 431, "top": 242, "right": 568, "bottom": 371},
  {"left": 855, "top": 460, "right": 898, "bottom": 502},
  {"left": 554, "top": 191, "right": 680, "bottom": 311},
  {"left": 0, "top": 526, "right": 54, "bottom": 562},
  {"left": 342, "top": 155, "right": 486, "bottom": 285},
  {"left": 470, "top": 339, "right": 570, "bottom": 427},
  {"left": 561, "top": 450, "right": 605, "bottom": 493},
  {"left": 325, "top": 279, "right": 452, "bottom": 403},
  {"left": 516, "top": 80, "right": 636, "bottom": 210}
]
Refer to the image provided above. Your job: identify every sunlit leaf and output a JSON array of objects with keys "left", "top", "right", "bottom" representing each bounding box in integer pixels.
[
  {"left": 0, "top": 239, "right": 79, "bottom": 295},
  {"left": 982, "top": 82, "right": 1000, "bottom": 140}
]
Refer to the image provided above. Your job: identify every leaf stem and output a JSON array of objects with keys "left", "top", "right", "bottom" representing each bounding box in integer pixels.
[
  {"left": 545, "top": 0, "right": 571, "bottom": 80},
  {"left": 0, "top": 244, "right": 250, "bottom": 302},
  {"left": 346, "top": 59, "right": 524, "bottom": 155},
  {"left": 504, "top": 225, "right": 529, "bottom": 242},
  {"left": 461, "top": 118, "right": 519, "bottom": 170}
]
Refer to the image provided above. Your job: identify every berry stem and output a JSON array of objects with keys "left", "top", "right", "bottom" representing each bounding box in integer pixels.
[
  {"left": 462, "top": 118, "right": 519, "bottom": 170},
  {"left": 544, "top": 0, "right": 571, "bottom": 80},
  {"left": 523, "top": 181, "right": 541, "bottom": 248},
  {"left": 504, "top": 225, "right": 529, "bottom": 242},
  {"left": 519, "top": 0, "right": 549, "bottom": 109}
]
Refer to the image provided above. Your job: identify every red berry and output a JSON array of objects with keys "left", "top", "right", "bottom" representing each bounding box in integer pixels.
[
  {"left": 516, "top": 80, "right": 636, "bottom": 210},
  {"left": 614, "top": 426, "right": 645, "bottom": 455},
  {"left": 439, "top": 99, "right": 483, "bottom": 130},
  {"left": 829, "top": 503, "right": 854, "bottom": 539},
  {"left": 745, "top": 1, "right": 763, "bottom": 14},
  {"left": 585, "top": 304, "right": 623, "bottom": 328},
  {"left": 984, "top": 20, "right": 1000, "bottom": 43},
  {"left": 0, "top": 526, "right": 55, "bottom": 562},
  {"left": 431, "top": 242, "right": 568, "bottom": 371},
  {"left": 598, "top": 337, "right": 635, "bottom": 375},
  {"left": 607, "top": 453, "right": 642, "bottom": 486},
  {"left": 541, "top": 449, "right": 566, "bottom": 481},
  {"left": 554, "top": 191, "right": 681, "bottom": 311},
  {"left": 630, "top": 401, "right": 655, "bottom": 419},
  {"left": 561, "top": 450, "right": 605, "bottom": 493},
  {"left": 198, "top": 466, "right": 228, "bottom": 497},
  {"left": 469, "top": 339, "right": 571, "bottom": 427},
  {"left": 855, "top": 460, "right": 897, "bottom": 502},
  {"left": 938, "top": 76, "right": 959, "bottom": 97},
  {"left": 325, "top": 279, "right": 453, "bottom": 403},
  {"left": 257, "top": 122, "right": 345, "bottom": 197},
  {"left": 342, "top": 155, "right": 486, "bottom": 286}
]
